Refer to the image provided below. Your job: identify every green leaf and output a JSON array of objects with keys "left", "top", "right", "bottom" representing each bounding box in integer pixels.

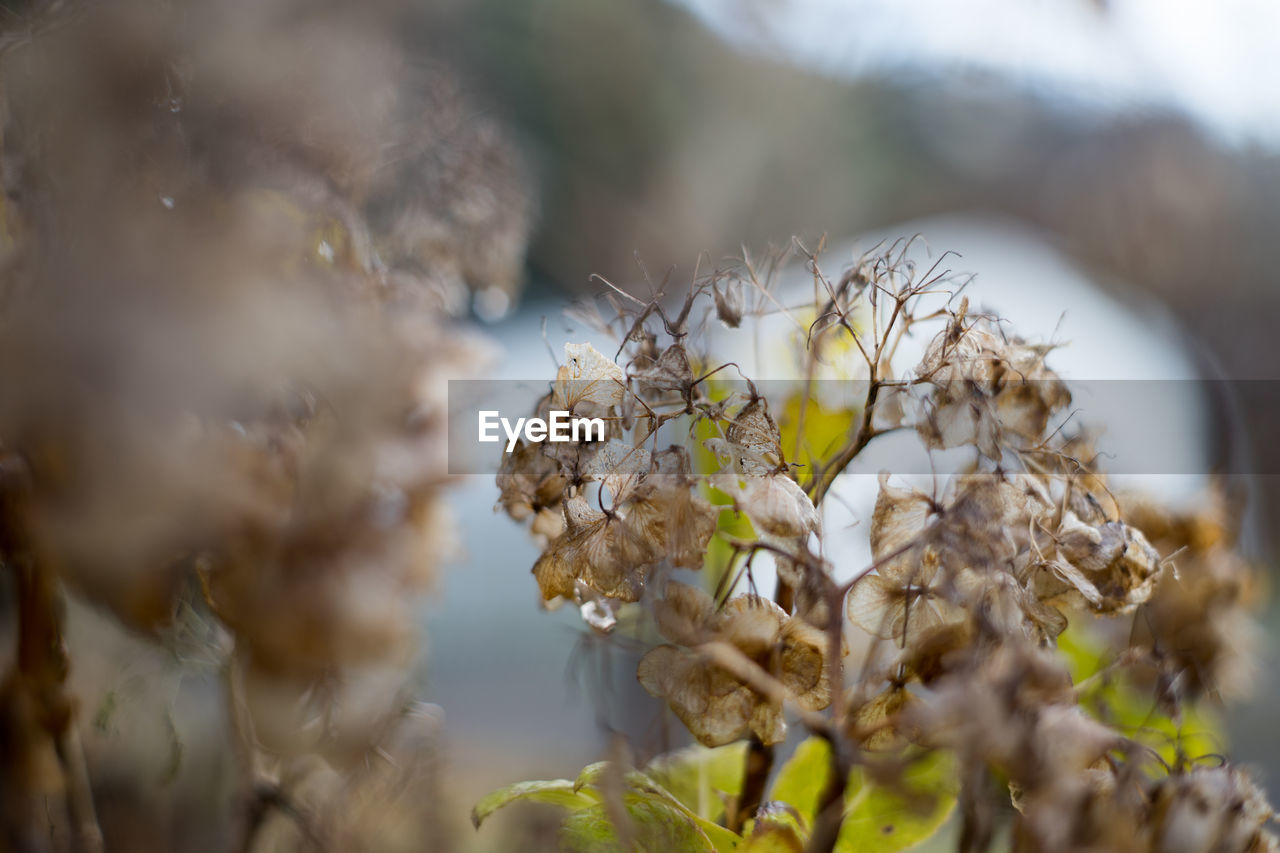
[
  {"left": 578, "top": 762, "right": 742, "bottom": 852},
  {"left": 775, "top": 391, "right": 861, "bottom": 480},
  {"left": 573, "top": 761, "right": 613, "bottom": 792},
  {"left": 738, "top": 804, "right": 806, "bottom": 852},
  {"left": 738, "top": 827, "right": 804, "bottom": 853},
  {"left": 558, "top": 794, "right": 718, "bottom": 853},
  {"left": 834, "top": 750, "right": 957, "bottom": 853},
  {"left": 471, "top": 778, "right": 599, "bottom": 828},
  {"left": 1061, "top": 622, "right": 1223, "bottom": 769},
  {"left": 768, "top": 736, "right": 834, "bottom": 829},
  {"left": 646, "top": 741, "right": 749, "bottom": 823},
  {"left": 686, "top": 808, "right": 744, "bottom": 852}
]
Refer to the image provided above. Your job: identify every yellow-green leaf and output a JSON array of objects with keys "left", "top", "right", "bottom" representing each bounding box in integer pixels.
[
  {"left": 739, "top": 803, "right": 806, "bottom": 852},
  {"left": 1060, "top": 622, "right": 1223, "bottom": 769},
  {"left": 768, "top": 737, "right": 834, "bottom": 829},
  {"left": 834, "top": 750, "right": 957, "bottom": 853},
  {"left": 558, "top": 794, "right": 717, "bottom": 853},
  {"left": 471, "top": 778, "right": 599, "bottom": 828},
  {"left": 646, "top": 741, "right": 749, "bottom": 823},
  {"left": 574, "top": 761, "right": 742, "bottom": 852}
]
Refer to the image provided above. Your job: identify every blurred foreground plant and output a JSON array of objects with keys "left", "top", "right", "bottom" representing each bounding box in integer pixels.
[
  {"left": 0, "top": 1, "right": 528, "bottom": 850},
  {"left": 484, "top": 239, "right": 1275, "bottom": 852}
]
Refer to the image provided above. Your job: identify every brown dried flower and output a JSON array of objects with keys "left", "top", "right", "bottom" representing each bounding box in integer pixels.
[{"left": 638, "top": 582, "right": 829, "bottom": 746}]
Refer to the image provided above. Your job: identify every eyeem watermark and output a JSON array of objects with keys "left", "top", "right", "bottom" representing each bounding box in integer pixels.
[{"left": 479, "top": 410, "right": 605, "bottom": 452}]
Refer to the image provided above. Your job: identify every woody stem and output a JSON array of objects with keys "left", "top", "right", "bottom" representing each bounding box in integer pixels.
[
  {"left": 806, "top": 378, "right": 880, "bottom": 506},
  {"left": 730, "top": 735, "right": 774, "bottom": 834}
]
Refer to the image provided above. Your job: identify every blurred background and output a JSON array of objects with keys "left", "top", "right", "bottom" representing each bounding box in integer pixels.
[{"left": 405, "top": 0, "right": 1280, "bottom": 845}]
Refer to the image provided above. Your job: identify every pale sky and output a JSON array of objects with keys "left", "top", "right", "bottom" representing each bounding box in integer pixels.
[{"left": 674, "top": 0, "right": 1280, "bottom": 147}]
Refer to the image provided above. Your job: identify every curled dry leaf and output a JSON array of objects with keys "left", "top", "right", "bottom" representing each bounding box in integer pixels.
[
  {"left": 1031, "top": 511, "right": 1163, "bottom": 614},
  {"left": 712, "top": 279, "right": 743, "bottom": 328}
]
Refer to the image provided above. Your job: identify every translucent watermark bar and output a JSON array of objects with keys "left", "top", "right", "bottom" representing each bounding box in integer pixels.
[{"left": 446, "top": 379, "right": 1280, "bottom": 477}]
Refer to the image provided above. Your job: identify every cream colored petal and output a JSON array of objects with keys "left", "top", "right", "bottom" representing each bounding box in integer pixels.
[
  {"left": 726, "top": 397, "right": 783, "bottom": 476},
  {"left": 553, "top": 342, "right": 626, "bottom": 409},
  {"left": 749, "top": 700, "right": 787, "bottom": 746},
  {"left": 719, "top": 596, "right": 787, "bottom": 658},
  {"left": 869, "top": 473, "right": 934, "bottom": 577},
  {"left": 684, "top": 684, "right": 755, "bottom": 748},
  {"left": 584, "top": 439, "right": 650, "bottom": 505},
  {"left": 638, "top": 645, "right": 709, "bottom": 716},
  {"left": 530, "top": 505, "right": 565, "bottom": 543},
  {"left": 623, "top": 485, "right": 717, "bottom": 571},
  {"left": 778, "top": 619, "right": 830, "bottom": 711},
  {"left": 845, "top": 573, "right": 899, "bottom": 638},
  {"left": 732, "top": 474, "right": 819, "bottom": 540},
  {"left": 654, "top": 581, "right": 716, "bottom": 645}
]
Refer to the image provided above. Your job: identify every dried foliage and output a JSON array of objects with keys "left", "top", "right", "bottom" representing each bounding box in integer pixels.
[
  {"left": 0, "top": 0, "right": 529, "bottom": 850},
  {"left": 488, "top": 237, "right": 1276, "bottom": 852}
]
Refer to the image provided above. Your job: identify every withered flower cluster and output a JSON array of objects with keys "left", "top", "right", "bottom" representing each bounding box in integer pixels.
[
  {"left": 0, "top": 1, "right": 529, "bottom": 849},
  {"left": 497, "top": 239, "right": 1276, "bottom": 852},
  {"left": 497, "top": 323, "right": 833, "bottom": 744},
  {"left": 639, "top": 581, "right": 828, "bottom": 747}
]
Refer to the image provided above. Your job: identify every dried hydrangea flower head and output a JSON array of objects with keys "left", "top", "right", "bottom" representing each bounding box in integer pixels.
[
  {"left": 528, "top": 440, "right": 717, "bottom": 604},
  {"left": 1120, "top": 488, "right": 1263, "bottom": 701},
  {"left": 637, "top": 582, "right": 829, "bottom": 746},
  {"left": 489, "top": 236, "right": 1274, "bottom": 853},
  {"left": 915, "top": 304, "right": 1071, "bottom": 459}
]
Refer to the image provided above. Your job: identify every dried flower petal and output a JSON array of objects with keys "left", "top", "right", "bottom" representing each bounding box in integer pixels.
[
  {"left": 531, "top": 496, "right": 659, "bottom": 602},
  {"left": 715, "top": 472, "right": 819, "bottom": 541},
  {"left": 553, "top": 342, "right": 626, "bottom": 410},
  {"left": 631, "top": 342, "right": 693, "bottom": 398},
  {"left": 639, "top": 586, "right": 831, "bottom": 747},
  {"left": 725, "top": 397, "right": 784, "bottom": 476}
]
